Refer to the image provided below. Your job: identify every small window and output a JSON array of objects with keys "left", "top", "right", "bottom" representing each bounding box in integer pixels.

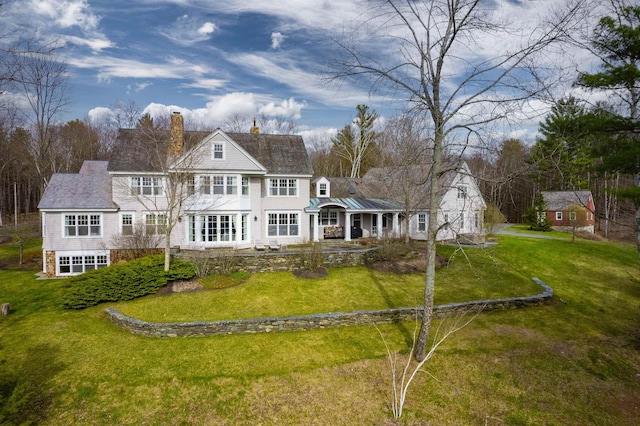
[
  {"left": 200, "top": 176, "right": 211, "bottom": 195},
  {"left": 242, "top": 177, "right": 249, "bottom": 195},
  {"left": 319, "top": 183, "right": 327, "bottom": 196},
  {"left": 226, "top": 176, "right": 237, "bottom": 195},
  {"left": 556, "top": 211, "right": 563, "bottom": 221},
  {"left": 213, "top": 143, "right": 224, "bottom": 159},
  {"left": 213, "top": 175, "right": 224, "bottom": 195},
  {"left": 121, "top": 213, "right": 133, "bottom": 235},
  {"left": 457, "top": 186, "right": 467, "bottom": 199},
  {"left": 418, "top": 213, "right": 426, "bottom": 231},
  {"left": 570, "top": 211, "right": 577, "bottom": 221}
]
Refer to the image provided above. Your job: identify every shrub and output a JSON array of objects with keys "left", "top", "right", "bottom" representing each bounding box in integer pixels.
[
  {"left": 368, "top": 238, "right": 411, "bottom": 262},
  {"left": 297, "top": 242, "right": 324, "bottom": 271},
  {"left": 62, "top": 255, "right": 195, "bottom": 309}
]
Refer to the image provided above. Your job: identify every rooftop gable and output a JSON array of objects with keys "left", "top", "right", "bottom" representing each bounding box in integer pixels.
[{"left": 108, "top": 128, "right": 313, "bottom": 176}]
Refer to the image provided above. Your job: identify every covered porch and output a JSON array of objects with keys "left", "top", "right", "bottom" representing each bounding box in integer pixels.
[{"left": 306, "top": 198, "right": 404, "bottom": 242}]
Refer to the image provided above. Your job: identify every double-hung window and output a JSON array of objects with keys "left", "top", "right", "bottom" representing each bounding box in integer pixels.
[
  {"left": 418, "top": 213, "right": 427, "bottom": 231},
  {"left": 200, "top": 176, "right": 211, "bottom": 195},
  {"left": 145, "top": 213, "right": 167, "bottom": 235},
  {"left": 267, "top": 213, "right": 299, "bottom": 237},
  {"left": 320, "top": 210, "right": 338, "bottom": 226},
  {"left": 212, "top": 175, "right": 225, "bottom": 194},
  {"left": 226, "top": 176, "right": 237, "bottom": 194},
  {"left": 457, "top": 185, "right": 467, "bottom": 199},
  {"left": 242, "top": 177, "right": 249, "bottom": 195},
  {"left": 213, "top": 143, "right": 224, "bottom": 159},
  {"left": 64, "top": 214, "right": 101, "bottom": 237},
  {"left": 131, "top": 176, "right": 163, "bottom": 196},
  {"left": 121, "top": 213, "right": 134, "bottom": 235},
  {"left": 556, "top": 211, "right": 563, "bottom": 221},
  {"left": 269, "top": 178, "right": 297, "bottom": 196}
]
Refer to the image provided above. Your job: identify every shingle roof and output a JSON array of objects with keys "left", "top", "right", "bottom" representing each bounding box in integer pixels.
[
  {"left": 542, "top": 191, "right": 593, "bottom": 211},
  {"left": 38, "top": 161, "right": 117, "bottom": 210},
  {"left": 108, "top": 129, "right": 313, "bottom": 175}
]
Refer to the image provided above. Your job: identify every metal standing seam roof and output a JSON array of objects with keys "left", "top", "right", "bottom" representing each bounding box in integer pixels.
[{"left": 307, "top": 197, "right": 404, "bottom": 212}]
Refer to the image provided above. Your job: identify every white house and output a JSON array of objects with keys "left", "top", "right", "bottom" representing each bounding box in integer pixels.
[
  {"left": 309, "top": 160, "right": 486, "bottom": 243},
  {"left": 38, "top": 113, "right": 487, "bottom": 277},
  {"left": 38, "top": 113, "right": 313, "bottom": 277}
]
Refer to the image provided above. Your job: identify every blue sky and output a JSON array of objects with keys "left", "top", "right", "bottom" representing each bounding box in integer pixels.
[{"left": 1, "top": 0, "right": 604, "bottom": 143}]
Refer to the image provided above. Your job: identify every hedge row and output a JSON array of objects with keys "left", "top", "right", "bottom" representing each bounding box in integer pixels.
[{"left": 62, "top": 255, "right": 196, "bottom": 309}]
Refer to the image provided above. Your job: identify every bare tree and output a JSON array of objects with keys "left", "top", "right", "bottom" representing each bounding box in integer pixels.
[
  {"left": 330, "top": 0, "right": 584, "bottom": 361},
  {"left": 16, "top": 52, "right": 70, "bottom": 191},
  {"left": 373, "top": 114, "right": 432, "bottom": 243}
]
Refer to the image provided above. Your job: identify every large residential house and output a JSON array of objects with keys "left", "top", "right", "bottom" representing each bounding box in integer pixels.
[
  {"left": 541, "top": 190, "right": 595, "bottom": 233},
  {"left": 38, "top": 113, "right": 487, "bottom": 277},
  {"left": 308, "top": 160, "right": 486, "bottom": 243},
  {"left": 38, "top": 113, "right": 313, "bottom": 277}
]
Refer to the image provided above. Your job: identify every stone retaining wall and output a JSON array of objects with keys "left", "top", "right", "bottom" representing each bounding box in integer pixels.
[
  {"left": 105, "top": 278, "right": 553, "bottom": 338},
  {"left": 176, "top": 247, "right": 373, "bottom": 274}
]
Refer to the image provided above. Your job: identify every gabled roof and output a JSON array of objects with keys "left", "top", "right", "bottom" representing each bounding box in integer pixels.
[
  {"left": 542, "top": 191, "right": 594, "bottom": 212},
  {"left": 108, "top": 129, "right": 313, "bottom": 175},
  {"left": 38, "top": 161, "right": 117, "bottom": 210}
]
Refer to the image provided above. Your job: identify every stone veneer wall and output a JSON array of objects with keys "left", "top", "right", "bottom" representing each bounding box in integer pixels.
[
  {"left": 105, "top": 278, "right": 553, "bottom": 338},
  {"left": 45, "top": 250, "right": 56, "bottom": 278}
]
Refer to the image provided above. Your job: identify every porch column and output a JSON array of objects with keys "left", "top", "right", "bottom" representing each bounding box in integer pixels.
[
  {"left": 393, "top": 212, "right": 400, "bottom": 237},
  {"left": 344, "top": 212, "right": 352, "bottom": 242},
  {"left": 376, "top": 213, "right": 383, "bottom": 239},
  {"left": 313, "top": 213, "right": 319, "bottom": 242}
]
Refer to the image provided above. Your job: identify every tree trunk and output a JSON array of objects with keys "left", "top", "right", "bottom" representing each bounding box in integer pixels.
[{"left": 415, "top": 127, "right": 443, "bottom": 362}]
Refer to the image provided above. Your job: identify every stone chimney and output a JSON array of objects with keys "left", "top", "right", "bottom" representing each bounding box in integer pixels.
[
  {"left": 169, "top": 112, "right": 184, "bottom": 156},
  {"left": 250, "top": 117, "right": 260, "bottom": 134}
]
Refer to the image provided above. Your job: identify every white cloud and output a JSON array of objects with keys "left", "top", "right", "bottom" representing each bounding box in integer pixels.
[
  {"left": 270, "top": 32, "right": 284, "bottom": 49},
  {"left": 160, "top": 15, "right": 218, "bottom": 45},
  {"left": 66, "top": 55, "right": 211, "bottom": 82},
  {"left": 87, "top": 106, "right": 113, "bottom": 124},
  {"left": 31, "top": 0, "right": 99, "bottom": 31},
  {"left": 259, "top": 98, "right": 305, "bottom": 119},
  {"left": 198, "top": 22, "right": 216, "bottom": 35},
  {"left": 63, "top": 35, "right": 114, "bottom": 52}
]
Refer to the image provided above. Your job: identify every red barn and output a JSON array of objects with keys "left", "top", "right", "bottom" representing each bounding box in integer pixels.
[{"left": 541, "top": 191, "right": 595, "bottom": 233}]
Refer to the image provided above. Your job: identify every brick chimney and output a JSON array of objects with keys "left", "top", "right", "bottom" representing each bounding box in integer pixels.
[
  {"left": 169, "top": 112, "right": 184, "bottom": 156},
  {"left": 250, "top": 117, "right": 260, "bottom": 134}
]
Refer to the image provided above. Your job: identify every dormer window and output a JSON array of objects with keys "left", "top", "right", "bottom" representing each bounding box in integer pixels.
[
  {"left": 316, "top": 177, "right": 330, "bottom": 198},
  {"left": 213, "top": 143, "right": 224, "bottom": 159}
]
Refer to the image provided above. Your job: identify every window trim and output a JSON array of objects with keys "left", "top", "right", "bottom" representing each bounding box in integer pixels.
[
  {"left": 556, "top": 211, "right": 563, "bottom": 221},
  {"left": 569, "top": 211, "right": 577, "bottom": 221}
]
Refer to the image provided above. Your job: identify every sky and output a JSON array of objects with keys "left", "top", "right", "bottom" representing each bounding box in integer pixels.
[{"left": 1, "top": 0, "right": 606, "bottom": 144}]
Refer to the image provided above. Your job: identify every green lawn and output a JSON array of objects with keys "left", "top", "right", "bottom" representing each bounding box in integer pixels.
[{"left": 1, "top": 234, "right": 639, "bottom": 425}]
